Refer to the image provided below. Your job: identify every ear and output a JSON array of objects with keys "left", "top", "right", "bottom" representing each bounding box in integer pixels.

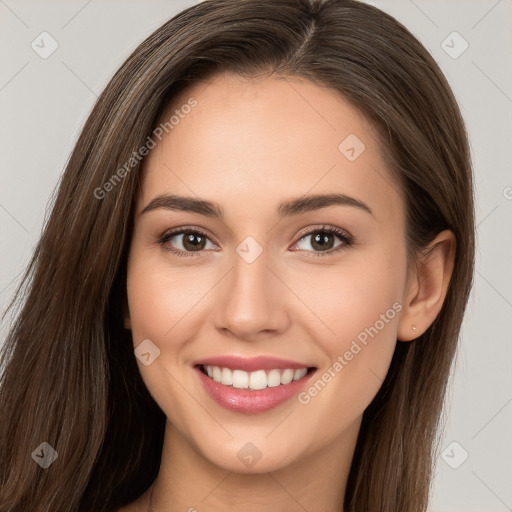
[
  {"left": 123, "top": 295, "right": 132, "bottom": 330},
  {"left": 397, "top": 230, "right": 456, "bottom": 341}
]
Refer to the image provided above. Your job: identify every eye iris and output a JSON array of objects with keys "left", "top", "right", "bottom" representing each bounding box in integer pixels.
[
  {"left": 183, "top": 232, "right": 206, "bottom": 251},
  {"left": 311, "top": 232, "right": 334, "bottom": 251}
]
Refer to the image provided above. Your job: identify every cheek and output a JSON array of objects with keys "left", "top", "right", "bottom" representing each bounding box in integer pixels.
[
  {"left": 289, "top": 253, "right": 405, "bottom": 430},
  {"left": 125, "top": 254, "right": 219, "bottom": 424},
  {"left": 126, "top": 256, "right": 215, "bottom": 346},
  {"left": 291, "top": 251, "right": 405, "bottom": 348}
]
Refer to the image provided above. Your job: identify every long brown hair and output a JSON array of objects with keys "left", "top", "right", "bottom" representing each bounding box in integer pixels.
[{"left": 0, "top": 1, "right": 475, "bottom": 510}]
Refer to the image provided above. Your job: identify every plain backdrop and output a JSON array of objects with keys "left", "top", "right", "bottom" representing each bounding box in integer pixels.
[{"left": 1, "top": 1, "right": 511, "bottom": 511}]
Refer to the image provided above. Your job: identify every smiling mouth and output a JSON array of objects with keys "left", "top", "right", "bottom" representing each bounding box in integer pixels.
[{"left": 197, "top": 364, "right": 316, "bottom": 391}]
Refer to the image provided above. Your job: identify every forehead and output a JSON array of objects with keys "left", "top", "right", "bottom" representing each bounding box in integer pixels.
[{"left": 137, "top": 73, "right": 404, "bottom": 227}]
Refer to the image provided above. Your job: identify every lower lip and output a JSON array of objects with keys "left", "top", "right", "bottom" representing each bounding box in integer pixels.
[{"left": 195, "top": 366, "right": 316, "bottom": 414}]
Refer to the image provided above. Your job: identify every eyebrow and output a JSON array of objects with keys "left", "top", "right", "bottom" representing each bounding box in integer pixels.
[{"left": 140, "top": 193, "right": 374, "bottom": 218}]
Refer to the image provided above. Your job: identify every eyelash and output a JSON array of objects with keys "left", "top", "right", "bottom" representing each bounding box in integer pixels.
[{"left": 157, "top": 225, "right": 354, "bottom": 259}]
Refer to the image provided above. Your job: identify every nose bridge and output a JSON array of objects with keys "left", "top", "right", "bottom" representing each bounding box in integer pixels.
[{"left": 213, "top": 242, "right": 288, "bottom": 337}]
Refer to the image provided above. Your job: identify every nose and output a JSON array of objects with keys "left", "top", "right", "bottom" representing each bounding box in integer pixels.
[{"left": 213, "top": 247, "right": 290, "bottom": 340}]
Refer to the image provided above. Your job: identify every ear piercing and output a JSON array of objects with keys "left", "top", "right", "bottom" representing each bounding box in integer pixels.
[{"left": 411, "top": 325, "right": 417, "bottom": 332}]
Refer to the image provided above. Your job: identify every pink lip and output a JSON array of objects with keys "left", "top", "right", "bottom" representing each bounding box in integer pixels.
[
  {"left": 193, "top": 358, "right": 317, "bottom": 414},
  {"left": 192, "top": 355, "right": 312, "bottom": 372}
]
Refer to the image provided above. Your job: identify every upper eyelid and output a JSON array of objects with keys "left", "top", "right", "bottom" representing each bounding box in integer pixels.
[
  {"left": 295, "top": 225, "right": 351, "bottom": 240},
  {"left": 161, "top": 226, "right": 219, "bottom": 246}
]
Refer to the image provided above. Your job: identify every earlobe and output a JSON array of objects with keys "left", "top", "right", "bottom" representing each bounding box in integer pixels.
[{"left": 397, "top": 230, "right": 456, "bottom": 341}]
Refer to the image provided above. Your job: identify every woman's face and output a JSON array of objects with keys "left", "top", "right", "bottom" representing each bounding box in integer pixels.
[{"left": 125, "top": 73, "right": 409, "bottom": 472}]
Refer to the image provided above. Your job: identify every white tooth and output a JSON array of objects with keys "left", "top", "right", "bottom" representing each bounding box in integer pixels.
[
  {"left": 281, "top": 369, "right": 294, "bottom": 385},
  {"left": 267, "top": 369, "right": 281, "bottom": 387},
  {"left": 212, "top": 366, "right": 222, "bottom": 383},
  {"left": 208, "top": 365, "right": 308, "bottom": 388},
  {"left": 221, "top": 367, "right": 233, "bottom": 385},
  {"left": 232, "top": 369, "right": 249, "bottom": 389},
  {"left": 293, "top": 368, "right": 307, "bottom": 381},
  {"left": 249, "top": 370, "right": 267, "bottom": 390}
]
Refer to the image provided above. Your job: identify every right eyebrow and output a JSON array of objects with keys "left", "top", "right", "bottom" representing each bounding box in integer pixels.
[{"left": 140, "top": 194, "right": 224, "bottom": 218}]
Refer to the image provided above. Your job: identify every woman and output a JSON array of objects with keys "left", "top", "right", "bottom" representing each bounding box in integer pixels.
[{"left": 0, "top": 0, "right": 475, "bottom": 511}]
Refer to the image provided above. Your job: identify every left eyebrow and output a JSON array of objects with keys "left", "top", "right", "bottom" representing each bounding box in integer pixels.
[
  {"left": 140, "top": 192, "right": 374, "bottom": 218},
  {"left": 277, "top": 193, "right": 374, "bottom": 218}
]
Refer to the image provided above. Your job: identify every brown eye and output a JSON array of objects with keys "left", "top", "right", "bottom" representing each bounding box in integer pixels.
[
  {"left": 158, "top": 228, "right": 218, "bottom": 258},
  {"left": 291, "top": 225, "right": 353, "bottom": 257},
  {"left": 309, "top": 231, "right": 337, "bottom": 251},
  {"left": 179, "top": 231, "right": 207, "bottom": 251}
]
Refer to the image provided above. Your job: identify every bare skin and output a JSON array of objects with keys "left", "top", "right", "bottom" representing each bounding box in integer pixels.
[{"left": 119, "top": 73, "right": 455, "bottom": 512}]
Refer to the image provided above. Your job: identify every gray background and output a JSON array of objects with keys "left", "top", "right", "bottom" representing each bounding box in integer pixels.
[{"left": 1, "top": 0, "right": 511, "bottom": 510}]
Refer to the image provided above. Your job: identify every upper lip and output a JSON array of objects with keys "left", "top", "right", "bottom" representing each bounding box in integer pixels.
[{"left": 193, "top": 355, "right": 315, "bottom": 372}]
